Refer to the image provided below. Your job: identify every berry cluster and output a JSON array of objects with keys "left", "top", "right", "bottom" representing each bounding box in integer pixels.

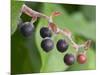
[
  {"left": 40, "top": 27, "right": 69, "bottom": 53},
  {"left": 18, "top": 4, "right": 91, "bottom": 66},
  {"left": 39, "top": 27, "right": 87, "bottom": 65}
]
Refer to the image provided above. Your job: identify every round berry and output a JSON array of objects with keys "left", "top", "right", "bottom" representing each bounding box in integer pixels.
[
  {"left": 56, "top": 39, "right": 69, "bottom": 52},
  {"left": 77, "top": 54, "right": 87, "bottom": 64},
  {"left": 64, "top": 54, "right": 75, "bottom": 65},
  {"left": 20, "top": 22, "right": 34, "bottom": 37},
  {"left": 40, "top": 27, "right": 52, "bottom": 38},
  {"left": 41, "top": 38, "right": 54, "bottom": 52}
]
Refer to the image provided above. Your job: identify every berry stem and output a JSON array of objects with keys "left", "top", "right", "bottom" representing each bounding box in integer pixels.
[
  {"left": 30, "top": 16, "right": 37, "bottom": 23},
  {"left": 21, "top": 4, "right": 50, "bottom": 21},
  {"left": 20, "top": 4, "right": 91, "bottom": 52}
]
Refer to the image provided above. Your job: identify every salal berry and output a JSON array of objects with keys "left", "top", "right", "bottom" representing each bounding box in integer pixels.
[
  {"left": 77, "top": 54, "right": 87, "bottom": 64},
  {"left": 64, "top": 54, "right": 75, "bottom": 65},
  {"left": 41, "top": 38, "right": 54, "bottom": 52},
  {"left": 20, "top": 22, "right": 34, "bottom": 37},
  {"left": 40, "top": 27, "right": 52, "bottom": 38},
  {"left": 56, "top": 39, "right": 69, "bottom": 52}
]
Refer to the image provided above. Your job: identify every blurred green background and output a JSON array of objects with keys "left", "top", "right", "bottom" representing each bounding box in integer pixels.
[{"left": 11, "top": 1, "right": 96, "bottom": 74}]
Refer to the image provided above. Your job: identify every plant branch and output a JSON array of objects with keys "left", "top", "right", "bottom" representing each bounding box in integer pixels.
[
  {"left": 20, "top": 4, "right": 91, "bottom": 53},
  {"left": 21, "top": 4, "right": 50, "bottom": 21}
]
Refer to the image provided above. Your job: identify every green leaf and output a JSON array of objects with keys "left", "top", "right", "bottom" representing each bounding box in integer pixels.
[
  {"left": 11, "top": 2, "right": 44, "bottom": 74},
  {"left": 81, "top": 5, "right": 96, "bottom": 21},
  {"left": 11, "top": 1, "right": 23, "bottom": 35},
  {"left": 11, "top": 29, "right": 42, "bottom": 74},
  {"left": 70, "top": 12, "right": 96, "bottom": 41},
  {"left": 67, "top": 49, "right": 96, "bottom": 71}
]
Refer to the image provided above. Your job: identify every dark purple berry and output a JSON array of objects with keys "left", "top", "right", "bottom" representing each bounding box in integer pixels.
[
  {"left": 56, "top": 39, "right": 69, "bottom": 52},
  {"left": 41, "top": 38, "right": 54, "bottom": 52},
  {"left": 20, "top": 22, "right": 34, "bottom": 37},
  {"left": 40, "top": 27, "right": 52, "bottom": 38},
  {"left": 64, "top": 54, "right": 75, "bottom": 65}
]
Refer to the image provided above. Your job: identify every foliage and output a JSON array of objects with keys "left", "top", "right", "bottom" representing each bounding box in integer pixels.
[{"left": 11, "top": 1, "right": 96, "bottom": 74}]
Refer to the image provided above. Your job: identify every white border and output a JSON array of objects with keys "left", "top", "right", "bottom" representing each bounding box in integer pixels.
[
  {"left": 23, "top": 0, "right": 96, "bottom": 5},
  {"left": 0, "top": 0, "right": 10, "bottom": 75}
]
